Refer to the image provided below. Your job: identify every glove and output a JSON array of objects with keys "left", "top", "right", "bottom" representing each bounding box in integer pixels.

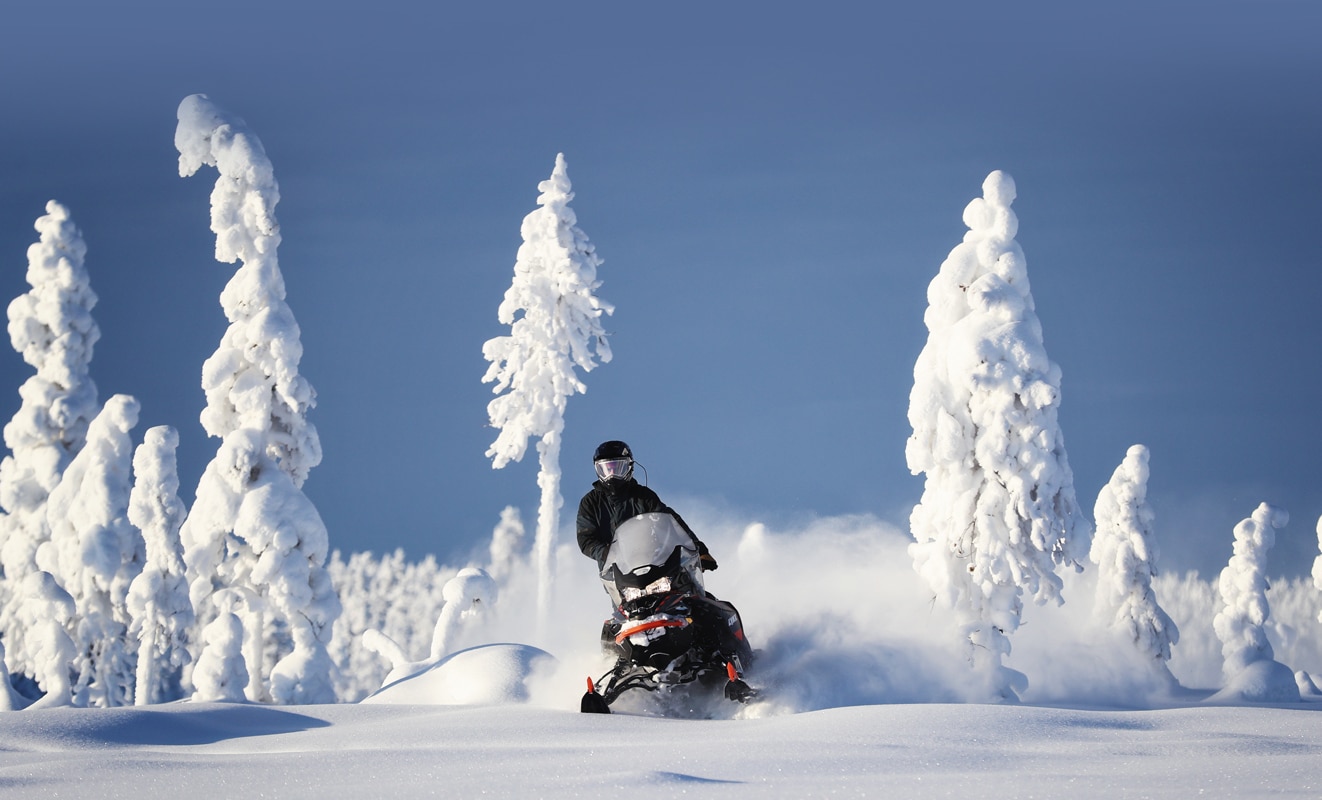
[{"left": 700, "top": 553, "right": 719, "bottom": 572}]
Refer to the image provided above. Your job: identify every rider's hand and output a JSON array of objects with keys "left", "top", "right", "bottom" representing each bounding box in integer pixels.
[{"left": 700, "top": 553, "right": 719, "bottom": 571}]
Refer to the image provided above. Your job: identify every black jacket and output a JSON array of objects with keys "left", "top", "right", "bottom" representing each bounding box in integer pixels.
[{"left": 576, "top": 478, "right": 708, "bottom": 568}]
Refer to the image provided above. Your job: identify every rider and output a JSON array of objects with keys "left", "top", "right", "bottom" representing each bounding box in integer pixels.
[
  {"left": 575, "top": 440, "right": 718, "bottom": 572},
  {"left": 576, "top": 440, "right": 754, "bottom": 710}
]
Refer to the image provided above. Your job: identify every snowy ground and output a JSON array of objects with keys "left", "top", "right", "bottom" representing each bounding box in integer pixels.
[
  {"left": 4, "top": 514, "right": 1321, "bottom": 796},
  {"left": 0, "top": 697, "right": 1319, "bottom": 798}
]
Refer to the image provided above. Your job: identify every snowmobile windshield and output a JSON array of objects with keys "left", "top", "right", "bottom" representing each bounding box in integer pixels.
[{"left": 601, "top": 512, "right": 704, "bottom": 606}]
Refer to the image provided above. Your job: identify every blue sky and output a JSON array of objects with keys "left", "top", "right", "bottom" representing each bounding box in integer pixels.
[{"left": 1, "top": 2, "right": 1319, "bottom": 579}]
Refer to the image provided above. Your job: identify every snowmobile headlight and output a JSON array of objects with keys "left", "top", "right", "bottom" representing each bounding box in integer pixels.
[{"left": 621, "top": 576, "right": 671, "bottom": 602}]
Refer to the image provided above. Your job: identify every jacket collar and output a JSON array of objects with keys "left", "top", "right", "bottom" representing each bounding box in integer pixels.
[{"left": 594, "top": 477, "right": 636, "bottom": 494}]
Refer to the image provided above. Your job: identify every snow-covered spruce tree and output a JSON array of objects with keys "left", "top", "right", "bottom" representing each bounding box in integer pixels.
[
  {"left": 482, "top": 154, "right": 613, "bottom": 629},
  {"left": 429, "top": 567, "right": 497, "bottom": 661},
  {"left": 1211, "top": 502, "right": 1297, "bottom": 700},
  {"left": 174, "top": 94, "right": 340, "bottom": 704},
  {"left": 0, "top": 201, "right": 100, "bottom": 685},
  {"left": 126, "top": 425, "right": 194, "bottom": 704},
  {"left": 15, "top": 571, "right": 76, "bottom": 708},
  {"left": 1314, "top": 515, "right": 1322, "bottom": 625},
  {"left": 1090, "top": 445, "right": 1179, "bottom": 681},
  {"left": 191, "top": 589, "right": 250, "bottom": 703},
  {"left": 906, "top": 170, "right": 1085, "bottom": 701},
  {"left": 0, "top": 640, "right": 25, "bottom": 710},
  {"left": 37, "top": 394, "right": 143, "bottom": 707},
  {"left": 487, "top": 505, "right": 526, "bottom": 583}
]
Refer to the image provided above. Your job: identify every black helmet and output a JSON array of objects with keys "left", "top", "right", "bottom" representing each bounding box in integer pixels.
[
  {"left": 593, "top": 440, "right": 634, "bottom": 482},
  {"left": 593, "top": 440, "right": 632, "bottom": 461}
]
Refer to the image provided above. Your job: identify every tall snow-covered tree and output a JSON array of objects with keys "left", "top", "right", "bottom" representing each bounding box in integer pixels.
[
  {"left": 126, "top": 425, "right": 194, "bottom": 705},
  {"left": 0, "top": 201, "right": 100, "bottom": 684},
  {"left": 1090, "top": 445, "right": 1179, "bottom": 678},
  {"left": 174, "top": 94, "right": 340, "bottom": 704},
  {"left": 482, "top": 153, "right": 613, "bottom": 629},
  {"left": 906, "top": 170, "right": 1084, "bottom": 701},
  {"left": 37, "top": 394, "right": 143, "bottom": 707},
  {"left": 1214, "top": 503, "right": 1288, "bottom": 679}
]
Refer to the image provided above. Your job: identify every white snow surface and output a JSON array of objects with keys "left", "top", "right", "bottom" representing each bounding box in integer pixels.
[
  {"left": 362, "top": 642, "right": 553, "bottom": 706},
  {"left": 2, "top": 510, "right": 1322, "bottom": 795},
  {"left": 0, "top": 696, "right": 1317, "bottom": 797}
]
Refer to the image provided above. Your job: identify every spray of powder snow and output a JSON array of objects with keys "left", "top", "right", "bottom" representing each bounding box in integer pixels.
[{"left": 342, "top": 502, "right": 1322, "bottom": 714}]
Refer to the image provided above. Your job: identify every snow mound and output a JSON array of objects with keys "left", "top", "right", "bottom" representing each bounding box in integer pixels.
[
  {"left": 443, "top": 568, "right": 497, "bottom": 607},
  {"left": 361, "top": 644, "right": 555, "bottom": 706},
  {"left": 1295, "top": 670, "right": 1322, "bottom": 698},
  {"left": 1208, "top": 659, "right": 1300, "bottom": 704}
]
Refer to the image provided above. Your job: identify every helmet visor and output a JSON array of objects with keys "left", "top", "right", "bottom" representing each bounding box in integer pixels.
[{"left": 595, "top": 458, "right": 633, "bottom": 482}]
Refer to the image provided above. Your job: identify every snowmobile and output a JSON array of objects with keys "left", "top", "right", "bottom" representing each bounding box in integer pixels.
[{"left": 580, "top": 512, "right": 755, "bottom": 714}]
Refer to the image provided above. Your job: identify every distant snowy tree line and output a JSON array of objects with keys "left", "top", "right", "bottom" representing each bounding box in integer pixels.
[{"left": 1, "top": 95, "right": 1320, "bottom": 709}]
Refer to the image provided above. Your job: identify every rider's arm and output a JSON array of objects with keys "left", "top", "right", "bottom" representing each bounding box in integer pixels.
[
  {"left": 638, "top": 486, "right": 714, "bottom": 562},
  {"left": 575, "top": 493, "right": 611, "bottom": 565},
  {"left": 669, "top": 507, "right": 718, "bottom": 570},
  {"left": 666, "top": 507, "right": 709, "bottom": 556}
]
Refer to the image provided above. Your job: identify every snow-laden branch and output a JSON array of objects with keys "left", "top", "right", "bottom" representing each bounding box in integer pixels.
[{"left": 482, "top": 153, "right": 613, "bottom": 469}]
